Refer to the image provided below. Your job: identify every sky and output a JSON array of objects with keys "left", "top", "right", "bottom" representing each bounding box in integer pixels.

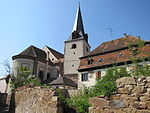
[{"left": 0, "top": 0, "right": 150, "bottom": 77}]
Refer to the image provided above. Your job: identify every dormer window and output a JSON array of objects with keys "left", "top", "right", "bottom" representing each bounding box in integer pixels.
[
  {"left": 98, "top": 58, "right": 103, "bottom": 62},
  {"left": 87, "top": 58, "right": 93, "bottom": 65},
  {"left": 118, "top": 53, "right": 123, "bottom": 58},
  {"left": 131, "top": 46, "right": 138, "bottom": 56},
  {"left": 71, "top": 44, "right": 77, "bottom": 49}
]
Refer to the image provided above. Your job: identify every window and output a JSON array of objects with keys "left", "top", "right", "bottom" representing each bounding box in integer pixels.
[
  {"left": 96, "top": 71, "right": 101, "bottom": 80},
  {"left": 86, "top": 47, "right": 89, "bottom": 52},
  {"left": 118, "top": 53, "right": 123, "bottom": 58},
  {"left": 47, "top": 73, "right": 50, "bottom": 79},
  {"left": 81, "top": 73, "right": 88, "bottom": 81},
  {"left": 71, "top": 44, "right": 76, "bottom": 49},
  {"left": 98, "top": 58, "right": 103, "bottom": 62},
  {"left": 87, "top": 58, "right": 93, "bottom": 65},
  {"left": 131, "top": 47, "right": 138, "bottom": 56}
]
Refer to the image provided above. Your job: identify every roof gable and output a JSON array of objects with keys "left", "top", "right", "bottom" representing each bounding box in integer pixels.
[{"left": 45, "top": 46, "right": 64, "bottom": 59}]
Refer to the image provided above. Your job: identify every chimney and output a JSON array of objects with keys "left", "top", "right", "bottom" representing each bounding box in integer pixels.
[{"left": 124, "top": 33, "right": 127, "bottom": 38}]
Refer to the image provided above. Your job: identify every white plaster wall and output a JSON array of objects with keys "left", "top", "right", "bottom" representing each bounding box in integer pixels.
[
  {"left": 13, "top": 58, "right": 34, "bottom": 76},
  {"left": 78, "top": 71, "right": 96, "bottom": 88},
  {"left": 78, "top": 61, "right": 150, "bottom": 88},
  {"left": 64, "top": 39, "right": 90, "bottom": 74},
  {"left": 50, "top": 66, "right": 59, "bottom": 78},
  {"left": 42, "top": 46, "right": 58, "bottom": 62},
  {"left": 37, "top": 61, "right": 47, "bottom": 80},
  {"left": 0, "top": 79, "right": 7, "bottom": 93}
]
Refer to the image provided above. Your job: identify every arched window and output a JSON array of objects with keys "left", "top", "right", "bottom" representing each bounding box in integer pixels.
[
  {"left": 47, "top": 73, "right": 50, "bottom": 79},
  {"left": 38, "top": 71, "right": 44, "bottom": 82},
  {"left": 71, "top": 44, "right": 76, "bottom": 49}
]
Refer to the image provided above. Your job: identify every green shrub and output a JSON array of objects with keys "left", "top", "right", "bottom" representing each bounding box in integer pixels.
[
  {"left": 131, "top": 64, "right": 150, "bottom": 77},
  {"left": 94, "top": 66, "right": 131, "bottom": 97},
  {"left": 66, "top": 88, "right": 91, "bottom": 113},
  {"left": 10, "top": 66, "right": 41, "bottom": 89}
]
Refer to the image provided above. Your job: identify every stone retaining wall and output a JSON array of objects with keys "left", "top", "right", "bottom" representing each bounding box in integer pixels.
[
  {"left": 9, "top": 85, "right": 63, "bottom": 113},
  {"left": 89, "top": 77, "right": 150, "bottom": 113}
]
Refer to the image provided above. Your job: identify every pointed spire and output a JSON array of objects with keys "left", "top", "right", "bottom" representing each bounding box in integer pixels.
[{"left": 73, "top": 4, "right": 85, "bottom": 36}]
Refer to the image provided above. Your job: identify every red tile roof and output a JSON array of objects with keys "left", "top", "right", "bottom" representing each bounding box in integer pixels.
[
  {"left": 79, "top": 36, "right": 150, "bottom": 71},
  {"left": 83, "top": 36, "right": 140, "bottom": 58}
]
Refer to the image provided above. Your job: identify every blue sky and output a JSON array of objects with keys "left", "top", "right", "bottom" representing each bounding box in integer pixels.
[{"left": 0, "top": 0, "right": 150, "bottom": 77}]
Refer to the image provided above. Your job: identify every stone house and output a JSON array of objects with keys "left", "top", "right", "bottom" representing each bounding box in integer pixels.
[{"left": 78, "top": 36, "right": 150, "bottom": 88}]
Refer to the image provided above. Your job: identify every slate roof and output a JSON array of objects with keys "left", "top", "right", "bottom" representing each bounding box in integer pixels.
[
  {"left": 46, "top": 46, "right": 64, "bottom": 59},
  {"left": 13, "top": 45, "right": 47, "bottom": 60},
  {"left": 49, "top": 76, "right": 77, "bottom": 87},
  {"left": 72, "top": 5, "right": 85, "bottom": 36}
]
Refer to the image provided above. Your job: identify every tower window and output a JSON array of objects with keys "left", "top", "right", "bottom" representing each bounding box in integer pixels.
[
  {"left": 86, "top": 47, "right": 89, "bottom": 52},
  {"left": 71, "top": 44, "right": 77, "bottom": 49}
]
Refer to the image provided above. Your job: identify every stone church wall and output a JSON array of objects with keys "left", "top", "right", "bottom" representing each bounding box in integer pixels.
[
  {"left": 89, "top": 77, "right": 150, "bottom": 113},
  {"left": 9, "top": 85, "right": 63, "bottom": 113}
]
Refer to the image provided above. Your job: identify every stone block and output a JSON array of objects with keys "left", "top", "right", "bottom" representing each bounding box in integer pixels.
[
  {"left": 147, "top": 101, "right": 150, "bottom": 110},
  {"left": 146, "top": 77, "right": 150, "bottom": 83},
  {"left": 137, "top": 77, "right": 146, "bottom": 82},
  {"left": 116, "top": 77, "right": 136, "bottom": 86},
  {"left": 147, "top": 88, "right": 150, "bottom": 92},
  {"left": 138, "top": 82, "right": 146, "bottom": 86},
  {"left": 138, "top": 110, "right": 150, "bottom": 113},
  {"left": 125, "top": 85, "right": 134, "bottom": 94},
  {"left": 124, "top": 107, "right": 138, "bottom": 113},
  {"left": 140, "top": 102, "right": 147, "bottom": 109},
  {"left": 146, "top": 83, "right": 150, "bottom": 88},
  {"left": 113, "top": 108, "right": 126, "bottom": 113},
  {"left": 89, "top": 107, "right": 94, "bottom": 113},
  {"left": 132, "top": 86, "right": 144, "bottom": 95},
  {"left": 133, "top": 101, "right": 140, "bottom": 109},
  {"left": 89, "top": 97, "right": 110, "bottom": 108},
  {"left": 118, "top": 88, "right": 128, "bottom": 94},
  {"left": 124, "top": 96, "right": 138, "bottom": 107},
  {"left": 111, "top": 100, "right": 126, "bottom": 108},
  {"left": 140, "top": 96, "right": 150, "bottom": 101}
]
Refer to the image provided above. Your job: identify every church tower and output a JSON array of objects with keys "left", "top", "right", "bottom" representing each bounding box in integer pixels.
[{"left": 64, "top": 5, "right": 90, "bottom": 77}]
